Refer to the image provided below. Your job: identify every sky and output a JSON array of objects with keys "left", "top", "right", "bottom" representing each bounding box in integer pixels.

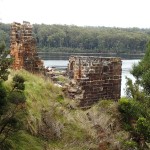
[{"left": 0, "top": 0, "right": 150, "bottom": 28}]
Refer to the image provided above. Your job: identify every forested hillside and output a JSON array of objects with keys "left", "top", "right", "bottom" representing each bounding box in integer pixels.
[{"left": 1, "top": 23, "right": 150, "bottom": 53}]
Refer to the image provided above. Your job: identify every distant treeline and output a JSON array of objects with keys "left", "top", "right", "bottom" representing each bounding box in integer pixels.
[{"left": 1, "top": 23, "right": 150, "bottom": 53}]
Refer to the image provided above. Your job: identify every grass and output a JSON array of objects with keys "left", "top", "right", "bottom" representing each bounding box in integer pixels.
[
  {"left": 3, "top": 69, "right": 131, "bottom": 150},
  {"left": 7, "top": 70, "right": 97, "bottom": 149},
  {"left": 8, "top": 131, "right": 44, "bottom": 150}
]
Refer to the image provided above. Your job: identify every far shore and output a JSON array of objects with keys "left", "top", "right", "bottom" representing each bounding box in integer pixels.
[{"left": 38, "top": 52, "right": 144, "bottom": 60}]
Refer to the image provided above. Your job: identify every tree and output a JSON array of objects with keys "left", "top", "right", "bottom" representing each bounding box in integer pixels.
[
  {"left": 0, "top": 75, "right": 27, "bottom": 149},
  {"left": 0, "top": 41, "right": 12, "bottom": 81},
  {"left": 119, "top": 41, "right": 150, "bottom": 148},
  {"left": 1, "top": 23, "right": 150, "bottom": 54},
  {"left": 131, "top": 41, "right": 150, "bottom": 93}
]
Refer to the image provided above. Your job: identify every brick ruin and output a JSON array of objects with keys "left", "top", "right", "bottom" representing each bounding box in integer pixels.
[
  {"left": 64, "top": 56, "right": 122, "bottom": 108},
  {"left": 10, "top": 21, "right": 43, "bottom": 72},
  {"left": 10, "top": 22, "right": 122, "bottom": 108}
]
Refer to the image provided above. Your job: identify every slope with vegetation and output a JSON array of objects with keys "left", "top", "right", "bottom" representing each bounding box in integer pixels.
[
  {"left": 1, "top": 50, "right": 150, "bottom": 149},
  {"left": 1, "top": 69, "right": 132, "bottom": 150},
  {"left": 0, "top": 39, "right": 135, "bottom": 149}
]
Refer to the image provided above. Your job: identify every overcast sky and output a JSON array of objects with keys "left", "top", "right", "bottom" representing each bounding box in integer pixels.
[{"left": 0, "top": 0, "right": 150, "bottom": 28}]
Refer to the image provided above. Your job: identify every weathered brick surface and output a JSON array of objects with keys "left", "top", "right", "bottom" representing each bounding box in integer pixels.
[
  {"left": 10, "top": 21, "right": 43, "bottom": 72},
  {"left": 65, "top": 56, "right": 122, "bottom": 108}
]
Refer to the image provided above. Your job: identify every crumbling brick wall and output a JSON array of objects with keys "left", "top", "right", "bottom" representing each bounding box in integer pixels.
[
  {"left": 10, "top": 21, "right": 43, "bottom": 72},
  {"left": 65, "top": 56, "right": 122, "bottom": 108}
]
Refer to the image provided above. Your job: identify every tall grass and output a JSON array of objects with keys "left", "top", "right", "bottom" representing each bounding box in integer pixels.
[
  {"left": 8, "top": 70, "right": 97, "bottom": 149},
  {"left": 5, "top": 69, "right": 129, "bottom": 150}
]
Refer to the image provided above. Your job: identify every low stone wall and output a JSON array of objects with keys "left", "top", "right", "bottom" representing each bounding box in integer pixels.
[{"left": 64, "top": 56, "right": 122, "bottom": 108}]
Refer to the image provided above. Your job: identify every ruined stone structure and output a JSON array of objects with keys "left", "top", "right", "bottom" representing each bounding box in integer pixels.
[
  {"left": 10, "top": 21, "right": 43, "bottom": 72},
  {"left": 64, "top": 56, "right": 122, "bottom": 108}
]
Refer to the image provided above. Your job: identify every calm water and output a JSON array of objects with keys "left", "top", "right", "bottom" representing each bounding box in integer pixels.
[{"left": 44, "top": 59, "right": 140, "bottom": 97}]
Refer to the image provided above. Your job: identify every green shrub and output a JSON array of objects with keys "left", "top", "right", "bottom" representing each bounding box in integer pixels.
[
  {"left": 122, "top": 122, "right": 132, "bottom": 131},
  {"left": 122, "top": 140, "right": 138, "bottom": 150},
  {"left": 2, "top": 131, "right": 44, "bottom": 150},
  {"left": 142, "top": 69, "right": 150, "bottom": 94},
  {"left": 0, "top": 138, "right": 14, "bottom": 150},
  {"left": 13, "top": 75, "right": 25, "bottom": 83},
  {"left": 136, "top": 117, "right": 150, "bottom": 142},
  {"left": 130, "top": 63, "right": 143, "bottom": 80},
  {"left": 0, "top": 82, "right": 7, "bottom": 115},
  {"left": 122, "top": 41, "right": 150, "bottom": 148},
  {"left": 8, "top": 91, "right": 26, "bottom": 104},
  {"left": 0, "top": 82, "right": 7, "bottom": 106},
  {"left": 13, "top": 75, "right": 25, "bottom": 91},
  {"left": 118, "top": 98, "right": 141, "bottom": 122}
]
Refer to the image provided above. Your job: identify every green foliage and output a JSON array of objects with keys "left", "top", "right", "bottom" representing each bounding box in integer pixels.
[
  {"left": 12, "top": 75, "right": 25, "bottom": 91},
  {"left": 0, "top": 40, "right": 12, "bottom": 81},
  {"left": 118, "top": 97, "right": 150, "bottom": 147},
  {"left": 131, "top": 41, "right": 150, "bottom": 94},
  {"left": 142, "top": 69, "right": 150, "bottom": 93},
  {"left": 0, "top": 139, "right": 14, "bottom": 150},
  {"left": 120, "top": 41, "right": 150, "bottom": 147},
  {"left": 0, "top": 41, "right": 6, "bottom": 54},
  {"left": 0, "top": 82, "right": 7, "bottom": 105},
  {"left": 12, "top": 70, "right": 98, "bottom": 150},
  {"left": 130, "top": 63, "right": 143, "bottom": 80},
  {"left": 8, "top": 91, "right": 26, "bottom": 104},
  {"left": 136, "top": 117, "right": 150, "bottom": 142},
  {"left": 33, "top": 24, "right": 150, "bottom": 53},
  {"left": 122, "top": 140, "right": 138, "bottom": 150},
  {"left": 8, "top": 74, "right": 26, "bottom": 104},
  {"left": 1, "top": 23, "right": 150, "bottom": 53},
  {"left": 13, "top": 74, "right": 25, "bottom": 83},
  {"left": 119, "top": 97, "right": 150, "bottom": 145},
  {"left": 0, "top": 82, "right": 7, "bottom": 115},
  {"left": 125, "top": 77, "right": 145, "bottom": 101},
  {"left": 0, "top": 73, "right": 27, "bottom": 149},
  {"left": 98, "top": 99, "right": 113, "bottom": 108},
  {"left": 118, "top": 98, "right": 142, "bottom": 122},
  {"left": 0, "top": 131, "right": 44, "bottom": 150},
  {"left": 63, "top": 123, "right": 90, "bottom": 141}
]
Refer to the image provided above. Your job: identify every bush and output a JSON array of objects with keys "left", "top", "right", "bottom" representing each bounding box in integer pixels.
[
  {"left": 142, "top": 69, "right": 150, "bottom": 94},
  {"left": 122, "top": 41, "right": 150, "bottom": 148},
  {"left": 0, "top": 82, "right": 7, "bottom": 115},
  {"left": 130, "top": 63, "right": 143, "bottom": 80},
  {"left": 13, "top": 75, "right": 25, "bottom": 91},
  {"left": 0, "top": 74, "right": 27, "bottom": 149},
  {"left": 136, "top": 117, "right": 150, "bottom": 142},
  {"left": 118, "top": 98, "right": 141, "bottom": 122},
  {"left": 8, "top": 91, "right": 26, "bottom": 105},
  {"left": 122, "top": 140, "right": 138, "bottom": 150},
  {"left": 0, "top": 82, "right": 7, "bottom": 106},
  {"left": 13, "top": 75, "right": 25, "bottom": 83}
]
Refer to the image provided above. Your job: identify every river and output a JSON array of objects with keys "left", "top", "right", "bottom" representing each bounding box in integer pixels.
[{"left": 44, "top": 59, "right": 140, "bottom": 97}]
